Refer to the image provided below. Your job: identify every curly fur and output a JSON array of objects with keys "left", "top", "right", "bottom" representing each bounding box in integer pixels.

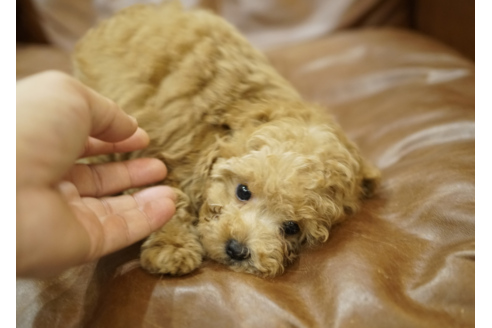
[{"left": 73, "top": 2, "right": 380, "bottom": 277}]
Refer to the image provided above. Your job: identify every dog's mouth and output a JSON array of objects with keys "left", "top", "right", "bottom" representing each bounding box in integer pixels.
[
  {"left": 213, "top": 243, "right": 294, "bottom": 277},
  {"left": 224, "top": 257, "right": 270, "bottom": 276}
]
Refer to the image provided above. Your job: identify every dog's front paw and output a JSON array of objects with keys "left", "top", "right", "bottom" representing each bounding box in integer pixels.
[{"left": 140, "top": 241, "right": 204, "bottom": 276}]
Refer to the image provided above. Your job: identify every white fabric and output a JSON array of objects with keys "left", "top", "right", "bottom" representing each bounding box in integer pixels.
[{"left": 32, "top": 0, "right": 398, "bottom": 51}]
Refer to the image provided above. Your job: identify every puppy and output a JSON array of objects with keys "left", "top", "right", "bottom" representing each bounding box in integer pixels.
[{"left": 73, "top": 2, "right": 380, "bottom": 277}]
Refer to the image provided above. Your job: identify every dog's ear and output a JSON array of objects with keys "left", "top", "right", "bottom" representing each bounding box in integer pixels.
[
  {"left": 340, "top": 159, "right": 379, "bottom": 216},
  {"left": 194, "top": 144, "right": 221, "bottom": 183},
  {"left": 186, "top": 142, "right": 223, "bottom": 204},
  {"left": 359, "top": 159, "right": 380, "bottom": 199},
  {"left": 301, "top": 219, "right": 330, "bottom": 246}
]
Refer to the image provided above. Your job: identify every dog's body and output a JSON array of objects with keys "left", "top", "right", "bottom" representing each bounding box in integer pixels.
[{"left": 74, "top": 2, "right": 379, "bottom": 277}]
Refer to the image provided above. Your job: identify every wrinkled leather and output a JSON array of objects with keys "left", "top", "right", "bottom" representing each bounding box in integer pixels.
[{"left": 16, "top": 28, "right": 475, "bottom": 328}]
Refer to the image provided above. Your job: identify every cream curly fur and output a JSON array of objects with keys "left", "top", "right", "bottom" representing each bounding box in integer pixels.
[{"left": 73, "top": 2, "right": 380, "bottom": 277}]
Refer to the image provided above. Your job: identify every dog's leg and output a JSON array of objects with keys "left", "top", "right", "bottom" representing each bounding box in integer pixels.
[{"left": 140, "top": 188, "right": 204, "bottom": 275}]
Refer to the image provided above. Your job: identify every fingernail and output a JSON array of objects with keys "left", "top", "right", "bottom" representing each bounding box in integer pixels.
[
  {"left": 135, "top": 186, "right": 176, "bottom": 203},
  {"left": 142, "top": 198, "right": 176, "bottom": 229},
  {"left": 128, "top": 115, "right": 138, "bottom": 125},
  {"left": 134, "top": 187, "right": 177, "bottom": 229}
]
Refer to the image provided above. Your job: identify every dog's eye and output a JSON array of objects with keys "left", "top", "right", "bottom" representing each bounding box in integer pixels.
[
  {"left": 236, "top": 184, "right": 252, "bottom": 201},
  {"left": 282, "top": 221, "right": 300, "bottom": 235}
]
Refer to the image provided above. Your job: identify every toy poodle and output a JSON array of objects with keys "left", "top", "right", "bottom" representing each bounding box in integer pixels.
[{"left": 73, "top": 2, "right": 380, "bottom": 277}]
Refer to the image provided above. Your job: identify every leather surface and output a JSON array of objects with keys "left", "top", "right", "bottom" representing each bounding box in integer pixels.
[
  {"left": 16, "top": 28, "right": 475, "bottom": 328},
  {"left": 413, "top": 0, "right": 474, "bottom": 60}
]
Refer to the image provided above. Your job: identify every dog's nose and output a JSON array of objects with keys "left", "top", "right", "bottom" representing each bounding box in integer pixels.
[{"left": 225, "top": 239, "right": 250, "bottom": 261}]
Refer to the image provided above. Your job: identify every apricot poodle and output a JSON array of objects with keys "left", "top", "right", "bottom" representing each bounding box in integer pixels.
[{"left": 73, "top": 2, "right": 380, "bottom": 277}]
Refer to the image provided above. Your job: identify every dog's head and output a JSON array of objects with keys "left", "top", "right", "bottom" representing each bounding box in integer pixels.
[{"left": 197, "top": 118, "right": 379, "bottom": 277}]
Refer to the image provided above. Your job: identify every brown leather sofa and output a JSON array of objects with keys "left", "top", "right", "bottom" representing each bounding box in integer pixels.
[{"left": 16, "top": 1, "right": 475, "bottom": 327}]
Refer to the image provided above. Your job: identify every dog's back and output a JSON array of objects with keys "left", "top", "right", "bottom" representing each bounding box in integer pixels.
[
  {"left": 73, "top": 2, "right": 301, "bottom": 118},
  {"left": 73, "top": 2, "right": 312, "bottom": 172}
]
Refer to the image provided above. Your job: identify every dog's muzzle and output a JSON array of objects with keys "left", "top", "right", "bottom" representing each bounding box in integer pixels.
[{"left": 225, "top": 239, "right": 250, "bottom": 261}]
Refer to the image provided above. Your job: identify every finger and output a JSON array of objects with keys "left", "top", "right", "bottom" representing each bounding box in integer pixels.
[
  {"left": 80, "top": 185, "right": 176, "bottom": 218},
  {"left": 97, "top": 198, "right": 176, "bottom": 259},
  {"left": 57, "top": 180, "right": 81, "bottom": 202},
  {"left": 76, "top": 186, "right": 176, "bottom": 261},
  {"left": 65, "top": 158, "right": 167, "bottom": 197},
  {"left": 75, "top": 79, "right": 138, "bottom": 143},
  {"left": 81, "top": 127, "right": 150, "bottom": 158},
  {"left": 19, "top": 71, "right": 138, "bottom": 144}
]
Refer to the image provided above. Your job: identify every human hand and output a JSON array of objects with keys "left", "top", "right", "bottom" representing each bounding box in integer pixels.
[{"left": 16, "top": 71, "right": 176, "bottom": 278}]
